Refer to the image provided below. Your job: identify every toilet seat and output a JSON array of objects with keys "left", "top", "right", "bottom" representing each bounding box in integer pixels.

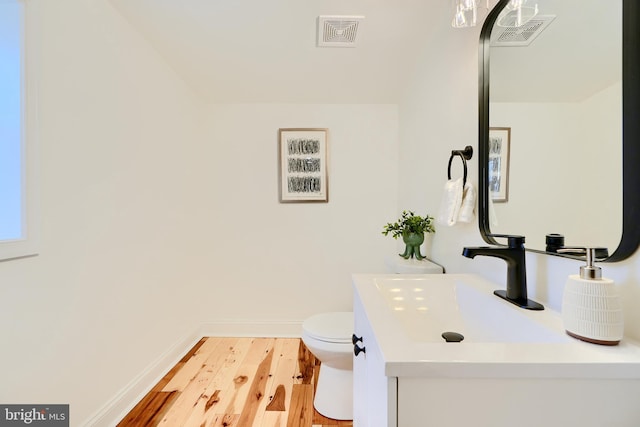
[{"left": 302, "top": 312, "right": 353, "bottom": 344}]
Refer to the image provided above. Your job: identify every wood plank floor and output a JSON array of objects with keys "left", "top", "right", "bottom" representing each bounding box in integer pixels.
[{"left": 118, "top": 337, "right": 354, "bottom": 427}]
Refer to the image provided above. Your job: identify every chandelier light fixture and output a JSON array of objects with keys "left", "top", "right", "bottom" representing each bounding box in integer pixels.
[{"left": 451, "top": 0, "right": 478, "bottom": 28}]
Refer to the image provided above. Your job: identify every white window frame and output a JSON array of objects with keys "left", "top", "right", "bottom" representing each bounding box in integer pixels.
[{"left": 0, "top": 0, "right": 38, "bottom": 261}]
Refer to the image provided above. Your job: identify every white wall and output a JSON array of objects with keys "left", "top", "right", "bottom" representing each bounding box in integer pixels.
[
  {"left": 189, "top": 103, "right": 398, "bottom": 321},
  {"left": 0, "top": 1, "right": 399, "bottom": 424},
  {"left": 398, "top": 7, "right": 640, "bottom": 341},
  {"left": 0, "top": 0, "right": 206, "bottom": 424},
  {"left": 398, "top": 5, "right": 484, "bottom": 271}
]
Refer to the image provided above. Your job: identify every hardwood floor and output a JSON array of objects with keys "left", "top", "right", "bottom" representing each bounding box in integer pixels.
[{"left": 118, "top": 337, "right": 354, "bottom": 427}]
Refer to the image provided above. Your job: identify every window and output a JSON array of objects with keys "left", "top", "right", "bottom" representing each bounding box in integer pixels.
[{"left": 0, "top": 0, "right": 37, "bottom": 260}]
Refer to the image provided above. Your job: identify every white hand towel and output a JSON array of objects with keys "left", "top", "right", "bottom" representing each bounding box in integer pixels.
[
  {"left": 437, "top": 177, "right": 464, "bottom": 227},
  {"left": 457, "top": 181, "right": 476, "bottom": 223}
]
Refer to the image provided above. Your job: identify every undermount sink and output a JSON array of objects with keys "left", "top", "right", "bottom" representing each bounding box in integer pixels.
[{"left": 352, "top": 273, "right": 640, "bottom": 378}]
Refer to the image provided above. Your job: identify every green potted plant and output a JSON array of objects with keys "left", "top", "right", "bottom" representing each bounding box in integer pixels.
[{"left": 382, "top": 210, "right": 435, "bottom": 260}]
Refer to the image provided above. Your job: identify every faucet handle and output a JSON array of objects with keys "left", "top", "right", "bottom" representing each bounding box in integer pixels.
[{"left": 488, "top": 234, "right": 525, "bottom": 249}]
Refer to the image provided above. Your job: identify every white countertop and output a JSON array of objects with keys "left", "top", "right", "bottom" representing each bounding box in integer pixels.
[{"left": 353, "top": 273, "right": 640, "bottom": 379}]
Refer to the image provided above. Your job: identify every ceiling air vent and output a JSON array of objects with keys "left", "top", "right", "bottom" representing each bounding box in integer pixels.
[
  {"left": 491, "top": 15, "right": 556, "bottom": 47},
  {"left": 317, "top": 15, "right": 364, "bottom": 47}
]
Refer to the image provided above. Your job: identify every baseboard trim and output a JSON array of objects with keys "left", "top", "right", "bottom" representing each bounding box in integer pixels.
[
  {"left": 80, "top": 319, "right": 303, "bottom": 427},
  {"left": 196, "top": 319, "right": 303, "bottom": 338}
]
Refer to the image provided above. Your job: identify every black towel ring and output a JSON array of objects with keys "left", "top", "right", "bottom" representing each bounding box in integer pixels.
[{"left": 447, "top": 145, "right": 473, "bottom": 186}]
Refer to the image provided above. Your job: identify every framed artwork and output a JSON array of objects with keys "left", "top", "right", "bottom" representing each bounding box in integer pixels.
[
  {"left": 278, "top": 128, "right": 329, "bottom": 202},
  {"left": 488, "top": 127, "right": 511, "bottom": 203}
]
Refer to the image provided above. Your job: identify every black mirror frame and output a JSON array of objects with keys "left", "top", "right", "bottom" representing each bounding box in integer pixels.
[{"left": 478, "top": 0, "right": 640, "bottom": 262}]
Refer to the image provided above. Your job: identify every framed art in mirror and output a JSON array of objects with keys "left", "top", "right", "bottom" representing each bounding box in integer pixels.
[
  {"left": 489, "top": 127, "right": 510, "bottom": 203},
  {"left": 278, "top": 128, "right": 329, "bottom": 203}
]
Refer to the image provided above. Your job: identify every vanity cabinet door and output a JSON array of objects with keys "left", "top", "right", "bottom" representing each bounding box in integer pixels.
[{"left": 353, "top": 293, "right": 397, "bottom": 427}]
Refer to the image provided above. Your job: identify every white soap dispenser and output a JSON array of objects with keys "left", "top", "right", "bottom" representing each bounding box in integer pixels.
[{"left": 562, "top": 248, "right": 623, "bottom": 345}]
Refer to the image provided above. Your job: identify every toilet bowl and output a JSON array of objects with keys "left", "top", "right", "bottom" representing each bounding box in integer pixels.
[{"left": 301, "top": 311, "right": 354, "bottom": 420}]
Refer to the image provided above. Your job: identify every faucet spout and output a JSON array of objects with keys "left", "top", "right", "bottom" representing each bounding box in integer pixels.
[{"left": 462, "top": 235, "right": 544, "bottom": 310}]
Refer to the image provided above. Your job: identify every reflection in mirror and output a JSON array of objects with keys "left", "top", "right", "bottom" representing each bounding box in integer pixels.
[{"left": 478, "top": 0, "right": 640, "bottom": 261}]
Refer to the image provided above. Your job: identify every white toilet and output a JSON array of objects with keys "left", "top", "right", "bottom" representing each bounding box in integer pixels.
[{"left": 301, "top": 311, "right": 354, "bottom": 420}]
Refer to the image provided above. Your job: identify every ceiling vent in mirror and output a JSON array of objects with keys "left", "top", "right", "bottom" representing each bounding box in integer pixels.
[
  {"left": 317, "top": 15, "right": 364, "bottom": 47},
  {"left": 491, "top": 15, "right": 555, "bottom": 47}
]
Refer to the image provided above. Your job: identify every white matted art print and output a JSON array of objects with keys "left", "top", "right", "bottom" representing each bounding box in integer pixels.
[
  {"left": 488, "top": 127, "right": 510, "bottom": 203},
  {"left": 278, "top": 128, "right": 328, "bottom": 202}
]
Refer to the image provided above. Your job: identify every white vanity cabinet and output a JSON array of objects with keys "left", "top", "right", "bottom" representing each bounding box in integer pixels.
[
  {"left": 352, "top": 274, "right": 640, "bottom": 427},
  {"left": 353, "top": 292, "right": 397, "bottom": 427}
]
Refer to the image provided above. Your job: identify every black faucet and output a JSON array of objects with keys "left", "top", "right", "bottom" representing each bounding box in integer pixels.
[{"left": 462, "top": 235, "right": 544, "bottom": 310}]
